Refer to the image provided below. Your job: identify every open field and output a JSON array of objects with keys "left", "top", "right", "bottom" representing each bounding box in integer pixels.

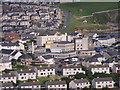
[
  {"left": 58, "top": 2, "right": 119, "bottom": 16},
  {"left": 58, "top": 2, "right": 119, "bottom": 33}
]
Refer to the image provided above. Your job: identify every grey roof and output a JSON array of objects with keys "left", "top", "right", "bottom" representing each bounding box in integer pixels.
[
  {"left": 92, "top": 54, "right": 104, "bottom": 58},
  {"left": 93, "top": 77, "right": 113, "bottom": 82},
  {"left": 1, "top": 49, "right": 14, "bottom": 54},
  {"left": 36, "top": 66, "right": 55, "bottom": 70},
  {"left": 114, "top": 64, "right": 120, "bottom": 67},
  {"left": 62, "top": 65, "right": 82, "bottom": 69},
  {"left": 2, "top": 83, "right": 13, "bottom": 87},
  {"left": 2, "top": 42, "right": 19, "bottom": 46},
  {"left": 1, "top": 72, "right": 16, "bottom": 77},
  {"left": 46, "top": 81, "right": 66, "bottom": 85},
  {"left": 19, "top": 82, "right": 40, "bottom": 87},
  {"left": 42, "top": 55, "right": 53, "bottom": 59},
  {"left": 0, "top": 56, "right": 10, "bottom": 63},
  {"left": 73, "top": 79, "right": 89, "bottom": 84},
  {"left": 19, "top": 54, "right": 32, "bottom": 59},
  {"left": 54, "top": 41, "right": 73, "bottom": 44},
  {"left": 17, "top": 69, "right": 35, "bottom": 74},
  {"left": 90, "top": 65, "right": 109, "bottom": 68}
]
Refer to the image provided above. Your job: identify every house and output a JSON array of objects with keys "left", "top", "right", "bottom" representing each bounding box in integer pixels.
[
  {"left": 97, "top": 38, "right": 116, "bottom": 46},
  {"left": 69, "top": 79, "right": 90, "bottom": 89},
  {"left": 1, "top": 83, "right": 14, "bottom": 89},
  {"left": 19, "top": 54, "right": 33, "bottom": 65},
  {"left": 89, "top": 65, "right": 110, "bottom": 74},
  {"left": 0, "top": 55, "right": 12, "bottom": 72},
  {"left": 82, "top": 58, "right": 101, "bottom": 67},
  {"left": 103, "top": 58, "right": 119, "bottom": 68},
  {"left": 92, "top": 77, "right": 114, "bottom": 88},
  {"left": 5, "top": 33, "right": 21, "bottom": 43},
  {"left": 18, "top": 82, "right": 41, "bottom": 89},
  {"left": 35, "top": 66, "right": 55, "bottom": 77},
  {"left": 112, "top": 64, "right": 120, "bottom": 73},
  {"left": 45, "top": 80, "right": 67, "bottom": 89},
  {"left": 16, "top": 68, "right": 36, "bottom": 81},
  {"left": 0, "top": 42, "right": 25, "bottom": 50},
  {"left": 74, "top": 37, "right": 89, "bottom": 51},
  {"left": 39, "top": 55, "right": 54, "bottom": 64},
  {"left": 62, "top": 65, "right": 85, "bottom": 76},
  {"left": 9, "top": 50, "right": 22, "bottom": 60},
  {"left": 0, "top": 72, "right": 16, "bottom": 83},
  {"left": 91, "top": 54, "right": 106, "bottom": 62}
]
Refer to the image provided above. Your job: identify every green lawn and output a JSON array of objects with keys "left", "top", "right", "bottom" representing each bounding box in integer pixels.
[
  {"left": 37, "top": 76, "right": 61, "bottom": 86},
  {"left": 61, "top": 16, "right": 109, "bottom": 33},
  {"left": 12, "top": 65, "right": 28, "bottom": 70},
  {"left": 58, "top": 2, "right": 119, "bottom": 16}
]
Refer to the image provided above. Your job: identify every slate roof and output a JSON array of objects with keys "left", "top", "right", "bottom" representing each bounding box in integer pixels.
[
  {"left": 17, "top": 68, "right": 35, "bottom": 74},
  {"left": 36, "top": 66, "right": 55, "bottom": 70},
  {"left": 46, "top": 81, "right": 66, "bottom": 85},
  {"left": 62, "top": 65, "right": 82, "bottom": 69},
  {"left": 89, "top": 65, "right": 109, "bottom": 68},
  {"left": 1, "top": 72, "right": 16, "bottom": 77},
  {"left": 114, "top": 64, "right": 120, "bottom": 67},
  {"left": 92, "top": 54, "right": 104, "bottom": 58},
  {"left": 2, "top": 42, "right": 19, "bottom": 46},
  {"left": 19, "top": 82, "right": 40, "bottom": 86},
  {"left": 2, "top": 83, "right": 13, "bottom": 87},
  {"left": 42, "top": 55, "right": 53, "bottom": 59},
  {"left": 1, "top": 49, "right": 14, "bottom": 55},
  {"left": 73, "top": 79, "right": 89, "bottom": 84},
  {"left": 93, "top": 77, "right": 113, "bottom": 82},
  {"left": 19, "top": 54, "right": 32, "bottom": 59}
]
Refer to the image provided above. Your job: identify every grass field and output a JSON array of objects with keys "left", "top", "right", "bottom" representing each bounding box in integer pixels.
[
  {"left": 58, "top": 2, "right": 119, "bottom": 33},
  {"left": 58, "top": 2, "right": 119, "bottom": 16}
]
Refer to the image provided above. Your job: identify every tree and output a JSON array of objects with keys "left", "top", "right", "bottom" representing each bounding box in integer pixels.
[{"left": 74, "top": 73, "right": 86, "bottom": 79}]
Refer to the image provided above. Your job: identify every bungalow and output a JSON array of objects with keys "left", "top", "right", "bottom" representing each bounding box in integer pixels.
[
  {"left": 89, "top": 65, "right": 110, "bottom": 74},
  {"left": 38, "top": 55, "right": 54, "bottom": 64},
  {"left": 35, "top": 66, "right": 56, "bottom": 77},
  {"left": 0, "top": 72, "right": 16, "bottom": 83},
  {"left": 0, "top": 55, "right": 12, "bottom": 72},
  {"left": 1, "top": 83, "right": 14, "bottom": 89},
  {"left": 112, "top": 64, "right": 120, "bottom": 73},
  {"left": 62, "top": 65, "right": 85, "bottom": 76},
  {"left": 16, "top": 68, "right": 36, "bottom": 81},
  {"left": 69, "top": 79, "right": 90, "bottom": 89},
  {"left": 19, "top": 54, "right": 33, "bottom": 65},
  {"left": 18, "top": 82, "right": 41, "bottom": 89},
  {"left": 103, "top": 58, "right": 119, "bottom": 68},
  {"left": 92, "top": 77, "right": 114, "bottom": 88},
  {"left": 45, "top": 80, "right": 67, "bottom": 89},
  {"left": 92, "top": 54, "right": 106, "bottom": 62},
  {"left": 82, "top": 58, "right": 101, "bottom": 67}
]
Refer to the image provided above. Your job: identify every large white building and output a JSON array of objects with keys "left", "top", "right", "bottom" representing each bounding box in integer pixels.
[{"left": 37, "top": 33, "right": 68, "bottom": 46}]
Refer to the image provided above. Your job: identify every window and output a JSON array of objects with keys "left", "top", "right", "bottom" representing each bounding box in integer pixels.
[
  {"left": 21, "top": 77, "right": 24, "bottom": 79},
  {"left": 41, "top": 73, "right": 43, "bottom": 75}
]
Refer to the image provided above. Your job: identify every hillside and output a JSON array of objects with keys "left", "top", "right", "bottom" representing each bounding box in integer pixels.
[
  {"left": 58, "top": 2, "right": 119, "bottom": 33},
  {"left": 58, "top": 2, "right": 119, "bottom": 16}
]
